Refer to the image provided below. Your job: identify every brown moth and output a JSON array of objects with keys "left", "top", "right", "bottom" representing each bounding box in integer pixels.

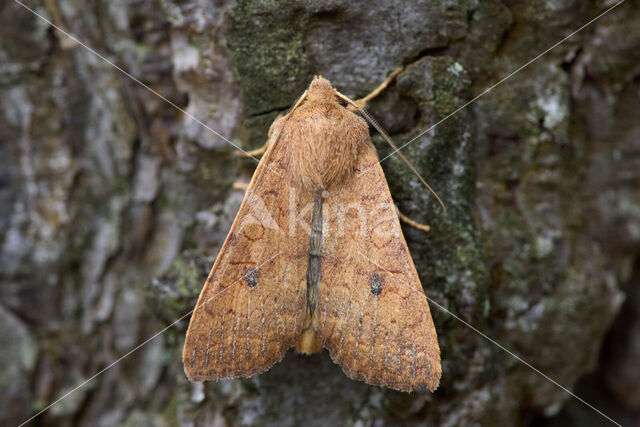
[{"left": 183, "top": 76, "right": 441, "bottom": 392}]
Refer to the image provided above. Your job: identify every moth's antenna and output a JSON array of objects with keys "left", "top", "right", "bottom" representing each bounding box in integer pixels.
[
  {"left": 354, "top": 67, "right": 403, "bottom": 108},
  {"left": 337, "top": 92, "right": 447, "bottom": 214}
]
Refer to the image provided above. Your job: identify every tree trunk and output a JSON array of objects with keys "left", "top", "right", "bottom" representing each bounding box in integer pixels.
[{"left": 1, "top": 0, "right": 639, "bottom": 426}]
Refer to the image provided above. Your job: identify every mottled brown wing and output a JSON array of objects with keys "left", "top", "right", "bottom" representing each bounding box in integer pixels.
[
  {"left": 314, "top": 142, "right": 441, "bottom": 391},
  {"left": 183, "top": 133, "right": 312, "bottom": 381}
]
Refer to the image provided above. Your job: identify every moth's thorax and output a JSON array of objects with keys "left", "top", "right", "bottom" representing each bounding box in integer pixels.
[
  {"left": 306, "top": 76, "right": 337, "bottom": 104},
  {"left": 272, "top": 77, "right": 370, "bottom": 191}
]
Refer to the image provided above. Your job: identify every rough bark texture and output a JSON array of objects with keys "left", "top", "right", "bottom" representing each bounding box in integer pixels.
[{"left": 1, "top": 0, "right": 639, "bottom": 426}]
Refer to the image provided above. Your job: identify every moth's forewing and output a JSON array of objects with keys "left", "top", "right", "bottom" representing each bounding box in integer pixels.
[
  {"left": 313, "top": 143, "right": 441, "bottom": 392},
  {"left": 183, "top": 118, "right": 312, "bottom": 380}
]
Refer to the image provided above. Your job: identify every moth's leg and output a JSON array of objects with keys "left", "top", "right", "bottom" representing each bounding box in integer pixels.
[
  {"left": 396, "top": 207, "right": 430, "bottom": 233},
  {"left": 232, "top": 182, "right": 250, "bottom": 191},
  {"left": 353, "top": 66, "right": 403, "bottom": 109},
  {"left": 235, "top": 141, "right": 269, "bottom": 157}
]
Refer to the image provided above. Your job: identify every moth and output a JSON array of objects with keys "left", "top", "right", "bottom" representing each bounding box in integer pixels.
[{"left": 183, "top": 74, "right": 441, "bottom": 392}]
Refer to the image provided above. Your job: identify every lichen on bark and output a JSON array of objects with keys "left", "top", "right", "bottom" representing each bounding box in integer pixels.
[{"left": 1, "top": 0, "right": 639, "bottom": 426}]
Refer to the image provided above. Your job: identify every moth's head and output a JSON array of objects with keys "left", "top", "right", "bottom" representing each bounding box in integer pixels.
[{"left": 307, "top": 76, "right": 337, "bottom": 102}]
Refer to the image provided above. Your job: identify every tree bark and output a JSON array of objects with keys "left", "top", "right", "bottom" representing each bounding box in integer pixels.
[{"left": 1, "top": 0, "right": 639, "bottom": 426}]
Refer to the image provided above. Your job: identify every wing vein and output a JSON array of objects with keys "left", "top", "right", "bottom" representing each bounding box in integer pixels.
[
  {"left": 322, "top": 294, "right": 328, "bottom": 333},
  {"left": 191, "top": 337, "right": 198, "bottom": 366},
  {"left": 412, "top": 331, "right": 416, "bottom": 381},
  {"left": 369, "top": 297, "right": 378, "bottom": 372},
  {"left": 232, "top": 313, "right": 239, "bottom": 368},
  {"left": 338, "top": 284, "right": 357, "bottom": 356},
  {"left": 274, "top": 298, "right": 280, "bottom": 347},
  {"left": 383, "top": 328, "right": 389, "bottom": 377},
  {"left": 218, "top": 311, "right": 226, "bottom": 363},
  {"left": 397, "top": 339, "right": 403, "bottom": 377},
  {"left": 354, "top": 314, "right": 363, "bottom": 369},
  {"left": 260, "top": 292, "right": 266, "bottom": 356},
  {"left": 205, "top": 326, "right": 213, "bottom": 367},
  {"left": 246, "top": 292, "right": 251, "bottom": 360}
]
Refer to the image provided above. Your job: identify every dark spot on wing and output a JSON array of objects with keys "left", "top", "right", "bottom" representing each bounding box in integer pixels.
[
  {"left": 246, "top": 267, "right": 258, "bottom": 288},
  {"left": 371, "top": 273, "right": 383, "bottom": 296}
]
